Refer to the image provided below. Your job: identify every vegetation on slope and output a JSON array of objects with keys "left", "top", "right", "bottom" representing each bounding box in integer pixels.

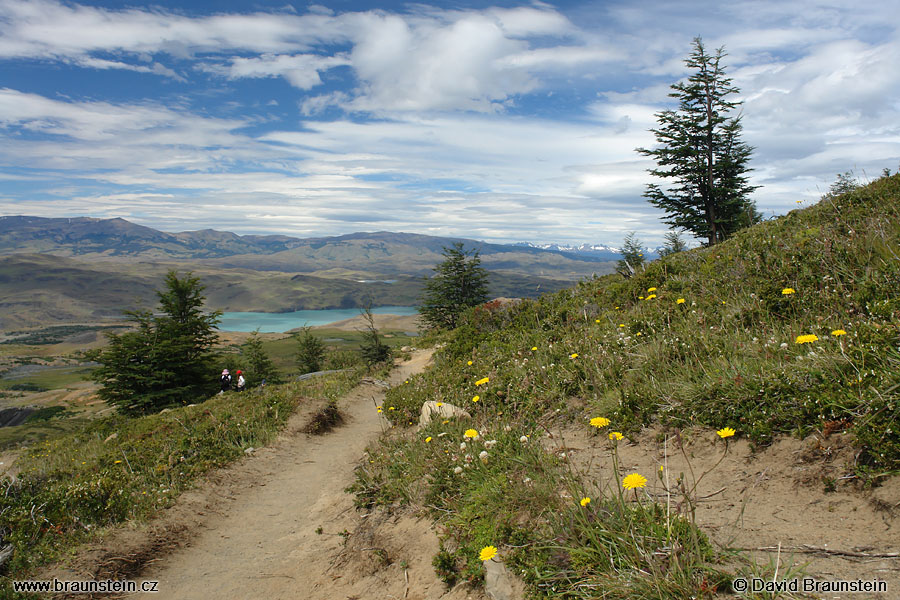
[
  {"left": 0, "top": 370, "right": 360, "bottom": 594},
  {"left": 350, "top": 174, "right": 900, "bottom": 597}
]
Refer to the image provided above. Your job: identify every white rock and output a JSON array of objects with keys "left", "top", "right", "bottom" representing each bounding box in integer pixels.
[{"left": 418, "top": 401, "right": 471, "bottom": 428}]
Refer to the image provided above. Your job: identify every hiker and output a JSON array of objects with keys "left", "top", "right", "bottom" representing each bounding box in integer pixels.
[
  {"left": 236, "top": 370, "right": 246, "bottom": 392},
  {"left": 220, "top": 369, "right": 232, "bottom": 393}
]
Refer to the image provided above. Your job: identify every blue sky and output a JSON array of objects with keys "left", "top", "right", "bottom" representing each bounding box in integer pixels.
[{"left": 1, "top": 0, "right": 898, "bottom": 245}]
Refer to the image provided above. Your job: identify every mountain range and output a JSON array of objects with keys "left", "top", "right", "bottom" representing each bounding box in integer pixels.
[
  {"left": 0, "top": 216, "right": 632, "bottom": 267},
  {"left": 0, "top": 216, "right": 619, "bottom": 330}
]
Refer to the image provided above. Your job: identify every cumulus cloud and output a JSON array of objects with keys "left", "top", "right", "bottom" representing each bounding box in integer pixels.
[
  {"left": 202, "top": 53, "right": 350, "bottom": 89},
  {"left": 0, "top": 0, "right": 899, "bottom": 245},
  {"left": 0, "top": 0, "right": 597, "bottom": 113}
]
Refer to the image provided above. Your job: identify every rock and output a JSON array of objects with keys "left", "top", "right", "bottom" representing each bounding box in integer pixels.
[
  {"left": 400, "top": 346, "right": 412, "bottom": 352},
  {"left": 484, "top": 558, "right": 516, "bottom": 600},
  {"left": 418, "top": 401, "right": 470, "bottom": 428},
  {"left": 244, "top": 447, "right": 255, "bottom": 455}
]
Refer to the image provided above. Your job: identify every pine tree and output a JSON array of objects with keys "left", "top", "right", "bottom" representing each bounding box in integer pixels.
[
  {"left": 823, "top": 171, "right": 860, "bottom": 200},
  {"left": 92, "top": 271, "right": 221, "bottom": 414},
  {"left": 615, "top": 232, "right": 645, "bottom": 278},
  {"left": 419, "top": 242, "right": 490, "bottom": 329},
  {"left": 637, "top": 37, "right": 759, "bottom": 246},
  {"left": 659, "top": 230, "right": 688, "bottom": 257},
  {"left": 359, "top": 306, "right": 392, "bottom": 366},
  {"left": 295, "top": 326, "right": 326, "bottom": 374},
  {"left": 242, "top": 329, "right": 282, "bottom": 385}
]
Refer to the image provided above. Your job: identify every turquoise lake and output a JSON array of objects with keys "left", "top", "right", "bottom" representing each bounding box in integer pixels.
[{"left": 217, "top": 306, "right": 419, "bottom": 333}]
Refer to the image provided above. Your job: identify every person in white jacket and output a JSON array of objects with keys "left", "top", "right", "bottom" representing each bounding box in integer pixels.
[{"left": 236, "top": 370, "right": 246, "bottom": 392}]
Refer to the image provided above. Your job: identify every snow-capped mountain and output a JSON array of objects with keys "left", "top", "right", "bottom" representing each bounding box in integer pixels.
[{"left": 513, "top": 242, "right": 661, "bottom": 261}]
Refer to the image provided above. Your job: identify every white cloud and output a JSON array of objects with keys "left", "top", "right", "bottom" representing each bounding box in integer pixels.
[
  {"left": 0, "top": 0, "right": 594, "bottom": 113},
  {"left": 1, "top": 0, "right": 899, "bottom": 246},
  {"left": 203, "top": 53, "right": 350, "bottom": 89}
]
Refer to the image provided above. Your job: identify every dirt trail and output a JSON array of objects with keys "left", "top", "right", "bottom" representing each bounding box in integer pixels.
[{"left": 118, "top": 349, "right": 486, "bottom": 600}]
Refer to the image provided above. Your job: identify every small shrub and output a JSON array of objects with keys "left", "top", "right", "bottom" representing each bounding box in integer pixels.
[
  {"left": 302, "top": 401, "right": 343, "bottom": 435},
  {"left": 295, "top": 327, "right": 326, "bottom": 374}
]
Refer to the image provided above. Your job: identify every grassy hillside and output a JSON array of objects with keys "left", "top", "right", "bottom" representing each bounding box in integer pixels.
[
  {"left": 351, "top": 174, "right": 900, "bottom": 597},
  {"left": 0, "top": 370, "right": 361, "bottom": 592}
]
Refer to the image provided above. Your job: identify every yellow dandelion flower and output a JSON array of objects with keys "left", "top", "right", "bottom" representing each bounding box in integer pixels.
[
  {"left": 114, "top": 460, "right": 122, "bottom": 464},
  {"left": 676, "top": 298, "right": 685, "bottom": 304},
  {"left": 442, "top": 420, "right": 449, "bottom": 425},
  {"left": 716, "top": 427, "right": 736, "bottom": 439},
  {"left": 831, "top": 329, "right": 847, "bottom": 336},
  {"left": 619, "top": 323, "right": 625, "bottom": 328},
  {"left": 479, "top": 545, "right": 498, "bottom": 561},
  {"left": 388, "top": 406, "right": 395, "bottom": 411},
  {"left": 614, "top": 306, "right": 620, "bottom": 310},
  {"left": 475, "top": 377, "right": 489, "bottom": 386},
  {"left": 580, "top": 497, "right": 591, "bottom": 507},
  {"left": 645, "top": 294, "right": 656, "bottom": 300},
  {"left": 595, "top": 319, "right": 601, "bottom": 323},
  {"left": 377, "top": 408, "right": 383, "bottom": 413},
  {"left": 590, "top": 416, "right": 610, "bottom": 428},
  {"left": 467, "top": 360, "right": 473, "bottom": 366},
  {"left": 638, "top": 296, "right": 644, "bottom": 300},
  {"left": 531, "top": 346, "right": 537, "bottom": 351},
  {"left": 782, "top": 288, "right": 795, "bottom": 295},
  {"left": 472, "top": 395, "right": 480, "bottom": 403},
  {"left": 636, "top": 332, "right": 642, "bottom": 336},
  {"left": 570, "top": 353, "right": 578, "bottom": 359},
  {"left": 425, "top": 437, "right": 432, "bottom": 443},
  {"left": 464, "top": 429, "right": 479, "bottom": 439},
  {"left": 659, "top": 465, "right": 664, "bottom": 472},
  {"left": 609, "top": 431, "right": 623, "bottom": 441},
  {"left": 647, "top": 287, "right": 657, "bottom": 292},
  {"left": 622, "top": 473, "right": 647, "bottom": 490},
  {"left": 436, "top": 402, "right": 444, "bottom": 407},
  {"left": 795, "top": 334, "right": 819, "bottom": 344}
]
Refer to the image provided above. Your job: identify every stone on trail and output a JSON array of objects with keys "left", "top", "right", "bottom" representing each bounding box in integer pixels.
[
  {"left": 484, "top": 558, "right": 517, "bottom": 600},
  {"left": 418, "top": 401, "right": 470, "bottom": 428}
]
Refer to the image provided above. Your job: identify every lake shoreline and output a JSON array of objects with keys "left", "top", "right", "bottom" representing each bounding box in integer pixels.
[{"left": 217, "top": 306, "right": 420, "bottom": 333}]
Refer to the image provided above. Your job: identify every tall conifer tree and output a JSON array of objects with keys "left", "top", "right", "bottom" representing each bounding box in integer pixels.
[
  {"left": 638, "top": 37, "right": 759, "bottom": 245},
  {"left": 92, "top": 271, "right": 220, "bottom": 414},
  {"left": 419, "top": 242, "right": 490, "bottom": 329}
]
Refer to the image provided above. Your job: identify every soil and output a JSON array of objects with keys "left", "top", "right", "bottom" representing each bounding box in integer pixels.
[
  {"left": 552, "top": 424, "right": 900, "bottom": 598},
  {"left": 43, "top": 349, "right": 489, "bottom": 600},
  {"left": 312, "top": 313, "right": 422, "bottom": 333}
]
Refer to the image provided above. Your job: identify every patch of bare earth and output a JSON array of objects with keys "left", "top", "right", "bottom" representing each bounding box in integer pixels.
[
  {"left": 42, "top": 350, "right": 489, "bottom": 600},
  {"left": 311, "top": 313, "right": 422, "bottom": 333},
  {"left": 554, "top": 424, "right": 899, "bottom": 598}
]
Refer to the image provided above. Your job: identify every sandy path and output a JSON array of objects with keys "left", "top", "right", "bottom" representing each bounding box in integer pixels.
[{"left": 127, "top": 349, "right": 481, "bottom": 600}]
